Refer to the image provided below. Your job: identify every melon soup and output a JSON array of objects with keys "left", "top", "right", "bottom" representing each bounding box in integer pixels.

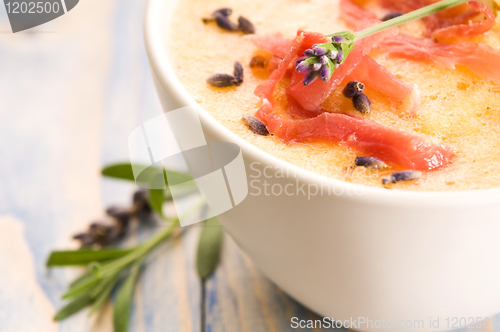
[{"left": 166, "top": 0, "right": 500, "bottom": 192}]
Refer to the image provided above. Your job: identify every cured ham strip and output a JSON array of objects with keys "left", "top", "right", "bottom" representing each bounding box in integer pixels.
[
  {"left": 287, "top": 29, "right": 398, "bottom": 111},
  {"left": 253, "top": 33, "right": 454, "bottom": 171},
  {"left": 377, "top": 0, "right": 495, "bottom": 40},
  {"left": 254, "top": 33, "right": 304, "bottom": 102},
  {"left": 431, "top": 1, "right": 495, "bottom": 42},
  {"left": 340, "top": 0, "right": 381, "bottom": 30},
  {"left": 345, "top": 56, "right": 419, "bottom": 115},
  {"left": 250, "top": 33, "right": 292, "bottom": 59},
  {"left": 252, "top": 33, "right": 417, "bottom": 115},
  {"left": 381, "top": 34, "right": 500, "bottom": 85},
  {"left": 255, "top": 101, "right": 453, "bottom": 171}
]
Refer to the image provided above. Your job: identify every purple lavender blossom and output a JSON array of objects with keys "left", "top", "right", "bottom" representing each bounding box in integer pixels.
[
  {"left": 295, "top": 31, "right": 355, "bottom": 85},
  {"left": 333, "top": 36, "right": 347, "bottom": 43}
]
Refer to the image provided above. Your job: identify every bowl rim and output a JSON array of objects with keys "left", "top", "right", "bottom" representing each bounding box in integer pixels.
[{"left": 143, "top": 0, "right": 500, "bottom": 206}]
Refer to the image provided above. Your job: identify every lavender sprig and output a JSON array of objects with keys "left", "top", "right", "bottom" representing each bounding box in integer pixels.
[{"left": 295, "top": 0, "right": 469, "bottom": 85}]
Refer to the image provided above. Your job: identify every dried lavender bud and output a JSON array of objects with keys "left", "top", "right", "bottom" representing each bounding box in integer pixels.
[
  {"left": 131, "top": 189, "right": 154, "bottom": 224},
  {"left": 133, "top": 189, "right": 152, "bottom": 214},
  {"left": 238, "top": 16, "right": 255, "bottom": 34},
  {"left": 343, "top": 81, "right": 365, "bottom": 98},
  {"left": 352, "top": 93, "right": 371, "bottom": 114},
  {"left": 355, "top": 156, "right": 387, "bottom": 169},
  {"left": 202, "top": 8, "right": 233, "bottom": 23},
  {"left": 296, "top": 60, "right": 313, "bottom": 73},
  {"left": 382, "top": 170, "right": 422, "bottom": 185},
  {"left": 233, "top": 61, "right": 244, "bottom": 85},
  {"left": 250, "top": 56, "right": 268, "bottom": 68},
  {"left": 106, "top": 206, "right": 131, "bottom": 228},
  {"left": 133, "top": 189, "right": 148, "bottom": 205},
  {"left": 213, "top": 7, "right": 232, "bottom": 17},
  {"left": 304, "top": 49, "right": 315, "bottom": 57},
  {"left": 89, "top": 222, "right": 121, "bottom": 245},
  {"left": 243, "top": 115, "right": 269, "bottom": 136},
  {"left": 381, "top": 12, "right": 403, "bottom": 21},
  {"left": 207, "top": 73, "right": 238, "bottom": 87},
  {"left": 73, "top": 232, "right": 96, "bottom": 247},
  {"left": 333, "top": 35, "right": 348, "bottom": 43},
  {"left": 215, "top": 14, "right": 239, "bottom": 31},
  {"left": 319, "top": 65, "right": 331, "bottom": 81}
]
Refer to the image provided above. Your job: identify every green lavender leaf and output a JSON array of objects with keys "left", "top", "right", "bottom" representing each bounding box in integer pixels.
[
  {"left": 196, "top": 217, "right": 224, "bottom": 280},
  {"left": 101, "top": 163, "right": 140, "bottom": 181},
  {"left": 51, "top": 210, "right": 187, "bottom": 325},
  {"left": 102, "top": 162, "right": 193, "bottom": 186},
  {"left": 162, "top": 169, "right": 194, "bottom": 186},
  {"left": 47, "top": 249, "right": 132, "bottom": 266},
  {"left": 54, "top": 293, "right": 94, "bottom": 321},
  {"left": 90, "top": 273, "right": 121, "bottom": 315},
  {"left": 63, "top": 278, "right": 101, "bottom": 299},
  {"left": 69, "top": 269, "right": 95, "bottom": 288},
  {"left": 113, "top": 260, "right": 143, "bottom": 332},
  {"left": 101, "top": 163, "right": 164, "bottom": 184},
  {"left": 90, "top": 273, "right": 119, "bottom": 298},
  {"left": 149, "top": 189, "right": 164, "bottom": 216}
]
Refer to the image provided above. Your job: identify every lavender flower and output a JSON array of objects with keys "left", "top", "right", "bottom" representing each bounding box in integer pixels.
[
  {"left": 295, "top": 31, "right": 355, "bottom": 85},
  {"left": 355, "top": 156, "right": 386, "bottom": 169},
  {"left": 382, "top": 170, "right": 422, "bottom": 185}
]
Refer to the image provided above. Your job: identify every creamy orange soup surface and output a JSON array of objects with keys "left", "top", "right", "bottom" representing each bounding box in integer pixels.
[{"left": 167, "top": 0, "right": 500, "bottom": 191}]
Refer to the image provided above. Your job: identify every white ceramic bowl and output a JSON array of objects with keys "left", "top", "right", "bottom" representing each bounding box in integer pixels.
[{"left": 144, "top": 1, "right": 500, "bottom": 330}]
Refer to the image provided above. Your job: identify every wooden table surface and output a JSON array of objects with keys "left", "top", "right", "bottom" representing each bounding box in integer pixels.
[{"left": 0, "top": 0, "right": 498, "bottom": 331}]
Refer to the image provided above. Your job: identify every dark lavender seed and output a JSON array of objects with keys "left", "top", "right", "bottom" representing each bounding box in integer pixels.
[
  {"left": 352, "top": 93, "right": 371, "bottom": 114},
  {"left": 382, "top": 170, "right": 422, "bottom": 185},
  {"left": 233, "top": 61, "right": 244, "bottom": 85},
  {"left": 343, "top": 81, "right": 365, "bottom": 98},
  {"left": 213, "top": 7, "right": 232, "bottom": 17},
  {"left": 381, "top": 12, "right": 403, "bottom": 22},
  {"left": 243, "top": 115, "right": 269, "bottom": 136},
  {"left": 89, "top": 222, "right": 116, "bottom": 237},
  {"left": 133, "top": 189, "right": 151, "bottom": 214},
  {"left": 88, "top": 222, "right": 121, "bottom": 245},
  {"left": 355, "top": 156, "right": 386, "bottom": 169},
  {"left": 203, "top": 8, "right": 233, "bottom": 23},
  {"left": 73, "top": 232, "right": 96, "bottom": 247},
  {"left": 207, "top": 73, "right": 238, "bottom": 87},
  {"left": 238, "top": 16, "right": 255, "bottom": 34},
  {"left": 215, "top": 14, "right": 239, "bottom": 31},
  {"left": 106, "top": 206, "right": 131, "bottom": 227},
  {"left": 133, "top": 189, "right": 148, "bottom": 205}
]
